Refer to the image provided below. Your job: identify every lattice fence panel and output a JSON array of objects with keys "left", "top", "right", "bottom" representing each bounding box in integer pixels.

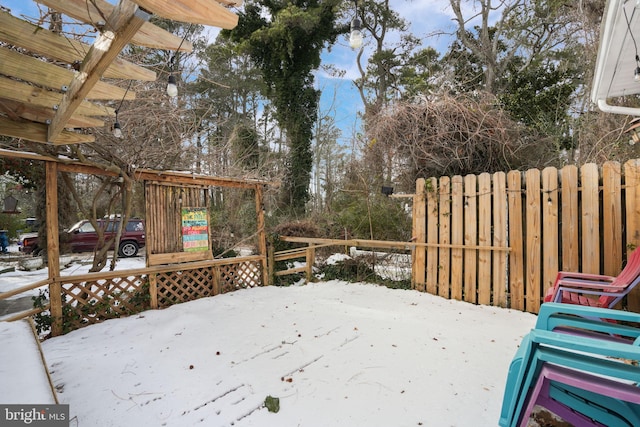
[
  {"left": 219, "top": 261, "right": 262, "bottom": 294},
  {"left": 60, "top": 274, "right": 150, "bottom": 331},
  {"left": 156, "top": 267, "right": 215, "bottom": 308}
]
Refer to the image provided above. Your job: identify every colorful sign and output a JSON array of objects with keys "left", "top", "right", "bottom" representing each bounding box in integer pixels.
[{"left": 181, "top": 207, "right": 209, "bottom": 252}]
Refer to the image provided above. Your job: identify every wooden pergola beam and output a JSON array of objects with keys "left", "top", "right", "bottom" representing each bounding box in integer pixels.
[
  {"left": 134, "top": 0, "right": 238, "bottom": 28},
  {"left": 47, "top": 1, "right": 149, "bottom": 142},
  {"left": 0, "top": 117, "right": 95, "bottom": 145},
  {"left": 0, "top": 99, "right": 104, "bottom": 128},
  {"left": 36, "top": 0, "right": 194, "bottom": 52},
  {"left": 0, "top": 47, "right": 136, "bottom": 101},
  {"left": 0, "top": 11, "right": 155, "bottom": 81},
  {"left": 0, "top": 76, "right": 114, "bottom": 118}
]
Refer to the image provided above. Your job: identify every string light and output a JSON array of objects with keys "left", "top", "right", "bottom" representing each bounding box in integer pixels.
[
  {"left": 166, "top": 25, "right": 193, "bottom": 98},
  {"left": 349, "top": 1, "right": 363, "bottom": 49},
  {"left": 113, "top": 81, "right": 132, "bottom": 138},
  {"left": 113, "top": 117, "right": 123, "bottom": 138}
]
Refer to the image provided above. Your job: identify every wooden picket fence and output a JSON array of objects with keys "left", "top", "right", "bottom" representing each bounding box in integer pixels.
[{"left": 412, "top": 159, "right": 640, "bottom": 314}]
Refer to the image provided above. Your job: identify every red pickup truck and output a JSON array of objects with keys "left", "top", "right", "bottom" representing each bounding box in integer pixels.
[{"left": 20, "top": 218, "right": 145, "bottom": 257}]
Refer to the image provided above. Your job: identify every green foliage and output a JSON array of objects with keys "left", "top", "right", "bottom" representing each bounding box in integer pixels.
[
  {"left": 498, "top": 58, "right": 580, "bottom": 150},
  {"left": 0, "top": 213, "right": 26, "bottom": 240},
  {"left": 331, "top": 194, "right": 411, "bottom": 241},
  {"left": 223, "top": 0, "right": 342, "bottom": 214},
  {"left": 317, "top": 257, "right": 410, "bottom": 290}
]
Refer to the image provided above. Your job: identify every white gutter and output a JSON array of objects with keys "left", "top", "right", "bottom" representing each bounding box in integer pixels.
[{"left": 597, "top": 99, "right": 640, "bottom": 116}]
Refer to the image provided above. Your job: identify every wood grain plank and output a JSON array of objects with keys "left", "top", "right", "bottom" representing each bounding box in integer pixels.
[
  {"left": 541, "top": 167, "right": 559, "bottom": 298},
  {"left": 0, "top": 47, "right": 135, "bottom": 100},
  {"left": 602, "top": 161, "right": 622, "bottom": 277},
  {"left": 0, "top": 76, "right": 113, "bottom": 118},
  {"left": 35, "top": 0, "right": 194, "bottom": 51},
  {"left": 135, "top": 0, "right": 238, "bottom": 28},
  {"left": 438, "top": 176, "right": 451, "bottom": 299},
  {"left": 507, "top": 171, "right": 524, "bottom": 310},
  {"left": 425, "top": 178, "right": 439, "bottom": 295},
  {"left": 450, "top": 175, "right": 464, "bottom": 301},
  {"left": 581, "top": 163, "right": 600, "bottom": 274},
  {"left": 492, "top": 172, "right": 507, "bottom": 307},
  {"left": 0, "top": 116, "right": 94, "bottom": 145},
  {"left": 560, "top": 165, "right": 579, "bottom": 272},
  {"left": 525, "top": 169, "right": 541, "bottom": 313},
  {"left": 463, "top": 174, "right": 478, "bottom": 304},
  {"left": 411, "top": 178, "right": 427, "bottom": 292},
  {"left": 0, "top": 11, "right": 155, "bottom": 81},
  {"left": 477, "top": 173, "right": 492, "bottom": 305}
]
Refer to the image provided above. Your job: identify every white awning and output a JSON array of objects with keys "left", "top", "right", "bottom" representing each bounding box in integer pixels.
[{"left": 592, "top": 0, "right": 640, "bottom": 115}]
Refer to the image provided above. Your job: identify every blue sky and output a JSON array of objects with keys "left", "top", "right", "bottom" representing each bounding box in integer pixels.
[{"left": 1, "top": 0, "right": 457, "bottom": 146}]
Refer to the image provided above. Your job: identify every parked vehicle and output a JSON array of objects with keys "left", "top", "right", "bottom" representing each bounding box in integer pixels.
[{"left": 20, "top": 218, "right": 145, "bottom": 257}]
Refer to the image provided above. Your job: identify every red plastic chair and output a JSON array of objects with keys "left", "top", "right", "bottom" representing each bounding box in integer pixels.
[{"left": 543, "top": 248, "right": 640, "bottom": 308}]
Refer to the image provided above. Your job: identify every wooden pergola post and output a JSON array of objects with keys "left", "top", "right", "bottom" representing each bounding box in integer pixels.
[
  {"left": 45, "top": 161, "right": 62, "bottom": 336},
  {"left": 255, "top": 184, "right": 269, "bottom": 286}
]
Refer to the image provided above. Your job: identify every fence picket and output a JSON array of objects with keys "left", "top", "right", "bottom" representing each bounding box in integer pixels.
[
  {"left": 438, "top": 176, "right": 452, "bottom": 299},
  {"left": 541, "top": 167, "right": 559, "bottom": 297},
  {"left": 426, "top": 178, "right": 439, "bottom": 295},
  {"left": 412, "top": 178, "right": 427, "bottom": 291},
  {"left": 464, "top": 174, "right": 478, "bottom": 304},
  {"left": 507, "top": 171, "right": 524, "bottom": 311},
  {"left": 492, "top": 172, "right": 507, "bottom": 307},
  {"left": 451, "top": 176, "right": 464, "bottom": 301},
  {"left": 625, "top": 159, "right": 640, "bottom": 310},
  {"left": 603, "top": 162, "right": 622, "bottom": 277},
  {"left": 525, "top": 169, "right": 542, "bottom": 312},
  {"left": 560, "top": 165, "right": 579, "bottom": 272},
  {"left": 477, "top": 173, "right": 492, "bottom": 305},
  {"left": 581, "top": 164, "right": 600, "bottom": 274}
]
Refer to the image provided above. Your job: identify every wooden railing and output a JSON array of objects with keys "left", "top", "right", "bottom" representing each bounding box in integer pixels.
[{"left": 0, "top": 255, "right": 265, "bottom": 334}]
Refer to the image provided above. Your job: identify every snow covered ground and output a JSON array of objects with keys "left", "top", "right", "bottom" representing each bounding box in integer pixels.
[{"left": 1, "top": 251, "right": 537, "bottom": 426}]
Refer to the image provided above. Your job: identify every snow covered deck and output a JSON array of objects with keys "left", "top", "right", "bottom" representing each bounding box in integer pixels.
[{"left": 0, "top": 319, "right": 57, "bottom": 404}]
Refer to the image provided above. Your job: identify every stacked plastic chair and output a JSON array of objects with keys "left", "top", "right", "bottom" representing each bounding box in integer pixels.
[
  {"left": 499, "top": 303, "right": 640, "bottom": 427},
  {"left": 544, "top": 248, "right": 640, "bottom": 308}
]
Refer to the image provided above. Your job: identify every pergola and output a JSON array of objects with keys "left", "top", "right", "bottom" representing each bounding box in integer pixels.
[
  {"left": 0, "top": 1, "right": 275, "bottom": 336},
  {"left": 0, "top": 0, "right": 239, "bottom": 144}
]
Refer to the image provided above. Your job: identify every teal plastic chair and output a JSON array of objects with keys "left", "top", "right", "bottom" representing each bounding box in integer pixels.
[
  {"left": 502, "top": 331, "right": 640, "bottom": 427},
  {"left": 500, "top": 304, "right": 640, "bottom": 427}
]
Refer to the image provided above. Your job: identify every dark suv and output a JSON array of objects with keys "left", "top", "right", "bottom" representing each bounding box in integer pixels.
[{"left": 21, "top": 218, "right": 145, "bottom": 257}]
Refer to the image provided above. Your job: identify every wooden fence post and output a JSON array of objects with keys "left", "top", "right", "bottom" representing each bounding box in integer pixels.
[
  {"left": 305, "top": 244, "right": 315, "bottom": 282},
  {"left": 149, "top": 273, "right": 158, "bottom": 309}
]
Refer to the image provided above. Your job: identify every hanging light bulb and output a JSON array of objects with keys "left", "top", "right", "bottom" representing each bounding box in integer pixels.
[
  {"left": 635, "top": 66, "right": 640, "bottom": 82},
  {"left": 350, "top": 16, "right": 363, "bottom": 49},
  {"left": 113, "top": 120, "right": 123, "bottom": 138},
  {"left": 166, "top": 74, "right": 178, "bottom": 97}
]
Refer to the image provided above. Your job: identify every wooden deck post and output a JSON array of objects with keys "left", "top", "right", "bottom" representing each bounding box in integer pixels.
[
  {"left": 45, "top": 161, "right": 62, "bottom": 336},
  {"left": 305, "top": 244, "right": 315, "bottom": 283},
  {"left": 255, "top": 184, "right": 269, "bottom": 286}
]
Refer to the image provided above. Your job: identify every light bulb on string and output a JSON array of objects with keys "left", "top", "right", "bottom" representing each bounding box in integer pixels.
[{"left": 167, "top": 74, "right": 178, "bottom": 97}]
